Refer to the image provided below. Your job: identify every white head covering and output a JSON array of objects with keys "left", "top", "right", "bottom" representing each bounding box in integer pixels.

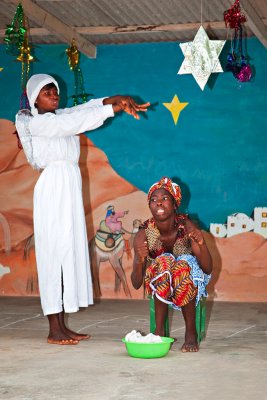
[{"left": 26, "top": 74, "right": 60, "bottom": 116}]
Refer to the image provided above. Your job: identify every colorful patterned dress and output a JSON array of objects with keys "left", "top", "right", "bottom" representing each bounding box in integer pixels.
[{"left": 143, "top": 214, "right": 211, "bottom": 310}]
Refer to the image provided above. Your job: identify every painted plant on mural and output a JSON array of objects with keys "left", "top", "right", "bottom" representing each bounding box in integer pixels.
[{"left": 0, "top": 38, "right": 266, "bottom": 302}]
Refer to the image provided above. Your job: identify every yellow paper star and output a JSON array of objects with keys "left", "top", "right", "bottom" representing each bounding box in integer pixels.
[
  {"left": 0, "top": 68, "right": 3, "bottom": 72},
  {"left": 163, "top": 95, "right": 188, "bottom": 125}
]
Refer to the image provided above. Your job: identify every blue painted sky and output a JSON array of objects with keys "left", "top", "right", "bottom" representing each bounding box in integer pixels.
[{"left": 1, "top": 38, "right": 266, "bottom": 228}]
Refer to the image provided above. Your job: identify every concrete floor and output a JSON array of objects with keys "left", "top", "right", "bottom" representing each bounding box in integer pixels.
[{"left": 0, "top": 297, "right": 266, "bottom": 400}]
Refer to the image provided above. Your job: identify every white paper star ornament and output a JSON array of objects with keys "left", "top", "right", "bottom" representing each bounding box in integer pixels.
[{"left": 178, "top": 25, "right": 225, "bottom": 90}]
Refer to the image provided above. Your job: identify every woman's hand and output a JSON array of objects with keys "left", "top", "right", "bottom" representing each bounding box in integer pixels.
[
  {"left": 134, "top": 235, "right": 149, "bottom": 262},
  {"left": 188, "top": 229, "right": 204, "bottom": 246},
  {"left": 185, "top": 219, "right": 204, "bottom": 246},
  {"left": 185, "top": 218, "right": 213, "bottom": 275},
  {"left": 104, "top": 95, "right": 150, "bottom": 119},
  {"left": 119, "top": 96, "right": 150, "bottom": 119},
  {"left": 131, "top": 230, "right": 149, "bottom": 289}
]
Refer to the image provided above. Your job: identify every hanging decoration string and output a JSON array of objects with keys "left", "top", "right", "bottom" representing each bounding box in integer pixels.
[
  {"left": 4, "top": 2, "right": 26, "bottom": 55},
  {"left": 17, "top": 26, "right": 35, "bottom": 109},
  {"left": 4, "top": 2, "right": 35, "bottom": 108},
  {"left": 66, "top": 39, "right": 91, "bottom": 106},
  {"left": 4, "top": 2, "right": 35, "bottom": 148},
  {"left": 224, "top": 0, "right": 252, "bottom": 83}
]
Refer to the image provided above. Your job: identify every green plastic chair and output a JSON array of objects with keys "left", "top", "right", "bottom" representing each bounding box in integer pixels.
[{"left": 149, "top": 296, "right": 206, "bottom": 343}]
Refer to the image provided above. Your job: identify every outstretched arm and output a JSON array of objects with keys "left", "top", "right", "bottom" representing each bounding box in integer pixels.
[
  {"left": 131, "top": 229, "right": 149, "bottom": 289},
  {"left": 103, "top": 96, "right": 150, "bottom": 119},
  {"left": 185, "top": 219, "right": 213, "bottom": 275}
]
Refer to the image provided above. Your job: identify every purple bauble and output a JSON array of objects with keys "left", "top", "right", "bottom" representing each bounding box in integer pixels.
[{"left": 235, "top": 64, "right": 252, "bottom": 82}]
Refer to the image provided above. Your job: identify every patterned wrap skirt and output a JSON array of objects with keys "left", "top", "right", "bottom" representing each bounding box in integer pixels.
[{"left": 145, "top": 253, "right": 211, "bottom": 310}]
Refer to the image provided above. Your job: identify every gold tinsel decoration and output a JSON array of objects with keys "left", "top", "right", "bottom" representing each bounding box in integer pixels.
[
  {"left": 66, "top": 39, "right": 91, "bottom": 105},
  {"left": 66, "top": 39, "right": 79, "bottom": 70}
]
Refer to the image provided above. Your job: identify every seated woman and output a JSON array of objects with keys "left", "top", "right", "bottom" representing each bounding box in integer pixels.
[{"left": 131, "top": 177, "right": 212, "bottom": 352}]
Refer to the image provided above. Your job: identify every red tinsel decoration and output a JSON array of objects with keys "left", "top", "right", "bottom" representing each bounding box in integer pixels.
[{"left": 224, "top": 0, "right": 246, "bottom": 31}]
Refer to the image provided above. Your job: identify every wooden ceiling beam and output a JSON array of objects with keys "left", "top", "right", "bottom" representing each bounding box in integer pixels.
[
  {"left": 10, "top": 0, "right": 96, "bottom": 57},
  {"left": 76, "top": 21, "right": 228, "bottom": 34},
  {"left": 0, "top": 21, "right": 230, "bottom": 38},
  {"left": 2, "top": 19, "right": 267, "bottom": 40},
  {"left": 241, "top": 0, "right": 267, "bottom": 48}
]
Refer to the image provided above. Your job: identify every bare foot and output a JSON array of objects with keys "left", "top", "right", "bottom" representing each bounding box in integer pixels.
[
  {"left": 47, "top": 313, "right": 79, "bottom": 345},
  {"left": 63, "top": 328, "right": 91, "bottom": 341},
  {"left": 181, "top": 297, "right": 199, "bottom": 352},
  {"left": 47, "top": 336, "right": 79, "bottom": 345},
  {"left": 58, "top": 312, "right": 91, "bottom": 341},
  {"left": 181, "top": 340, "right": 199, "bottom": 353}
]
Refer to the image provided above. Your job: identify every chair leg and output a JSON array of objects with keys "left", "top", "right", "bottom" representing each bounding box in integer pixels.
[
  {"left": 200, "top": 297, "right": 207, "bottom": 338},
  {"left": 196, "top": 297, "right": 207, "bottom": 343},
  {"left": 195, "top": 300, "right": 201, "bottom": 343}
]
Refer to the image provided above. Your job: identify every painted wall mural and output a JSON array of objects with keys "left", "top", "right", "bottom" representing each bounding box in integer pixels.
[
  {"left": 210, "top": 208, "right": 267, "bottom": 238},
  {"left": 0, "top": 118, "right": 151, "bottom": 300},
  {"left": 0, "top": 38, "right": 266, "bottom": 302}
]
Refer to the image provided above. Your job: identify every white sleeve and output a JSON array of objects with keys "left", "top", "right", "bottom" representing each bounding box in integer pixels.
[
  {"left": 57, "top": 98, "right": 107, "bottom": 114},
  {"left": 29, "top": 104, "right": 114, "bottom": 138}
]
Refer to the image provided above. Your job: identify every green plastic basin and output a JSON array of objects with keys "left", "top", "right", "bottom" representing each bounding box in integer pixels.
[{"left": 122, "top": 337, "right": 174, "bottom": 359}]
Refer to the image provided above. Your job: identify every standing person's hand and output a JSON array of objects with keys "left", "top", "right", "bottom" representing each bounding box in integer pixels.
[
  {"left": 104, "top": 95, "right": 150, "bottom": 119},
  {"left": 119, "top": 96, "right": 150, "bottom": 119}
]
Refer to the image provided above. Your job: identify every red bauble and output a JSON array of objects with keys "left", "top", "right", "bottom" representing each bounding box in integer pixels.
[{"left": 224, "top": 0, "right": 247, "bottom": 31}]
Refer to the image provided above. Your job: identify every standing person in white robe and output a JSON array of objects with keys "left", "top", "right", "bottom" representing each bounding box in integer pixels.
[{"left": 15, "top": 73, "right": 150, "bottom": 345}]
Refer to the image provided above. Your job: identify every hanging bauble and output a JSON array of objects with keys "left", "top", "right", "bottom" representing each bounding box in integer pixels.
[
  {"left": 66, "top": 39, "right": 80, "bottom": 70},
  {"left": 235, "top": 64, "right": 252, "bottom": 82},
  {"left": 16, "top": 39, "right": 34, "bottom": 63},
  {"left": 224, "top": 1, "right": 252, "bottom": 83},
  {"left": 66, "top": 39, "right": 91, "bottom": 105},
  {"left": 224, "top": 0, "right": 246, "bottom": 32}
]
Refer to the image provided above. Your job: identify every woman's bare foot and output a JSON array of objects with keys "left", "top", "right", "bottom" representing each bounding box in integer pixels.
[
  {"left": 63, "top": 327, "right": 91, "bottom": 341},
  {"left": 58, "top": 311, "right": 91, "bottom": 341},
  {"left": 181, "top": 339, "right": 199, "bottom": 353},
  {"left": 181, "top": 298, "right": 199, "bottom": 352},
  {"left": 47, "top": 336, "right": 79, "bottom": 345},
  {"left": 181, "top": 326, "right": 199, "bottom": 352},
  {"left": 47, "top": 313, "right": 79, "bottom": 345}
]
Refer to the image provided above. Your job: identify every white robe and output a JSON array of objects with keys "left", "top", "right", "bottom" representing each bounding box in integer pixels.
[{"left": 16, "top": 99, "right": 114, "bottom": 315}]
